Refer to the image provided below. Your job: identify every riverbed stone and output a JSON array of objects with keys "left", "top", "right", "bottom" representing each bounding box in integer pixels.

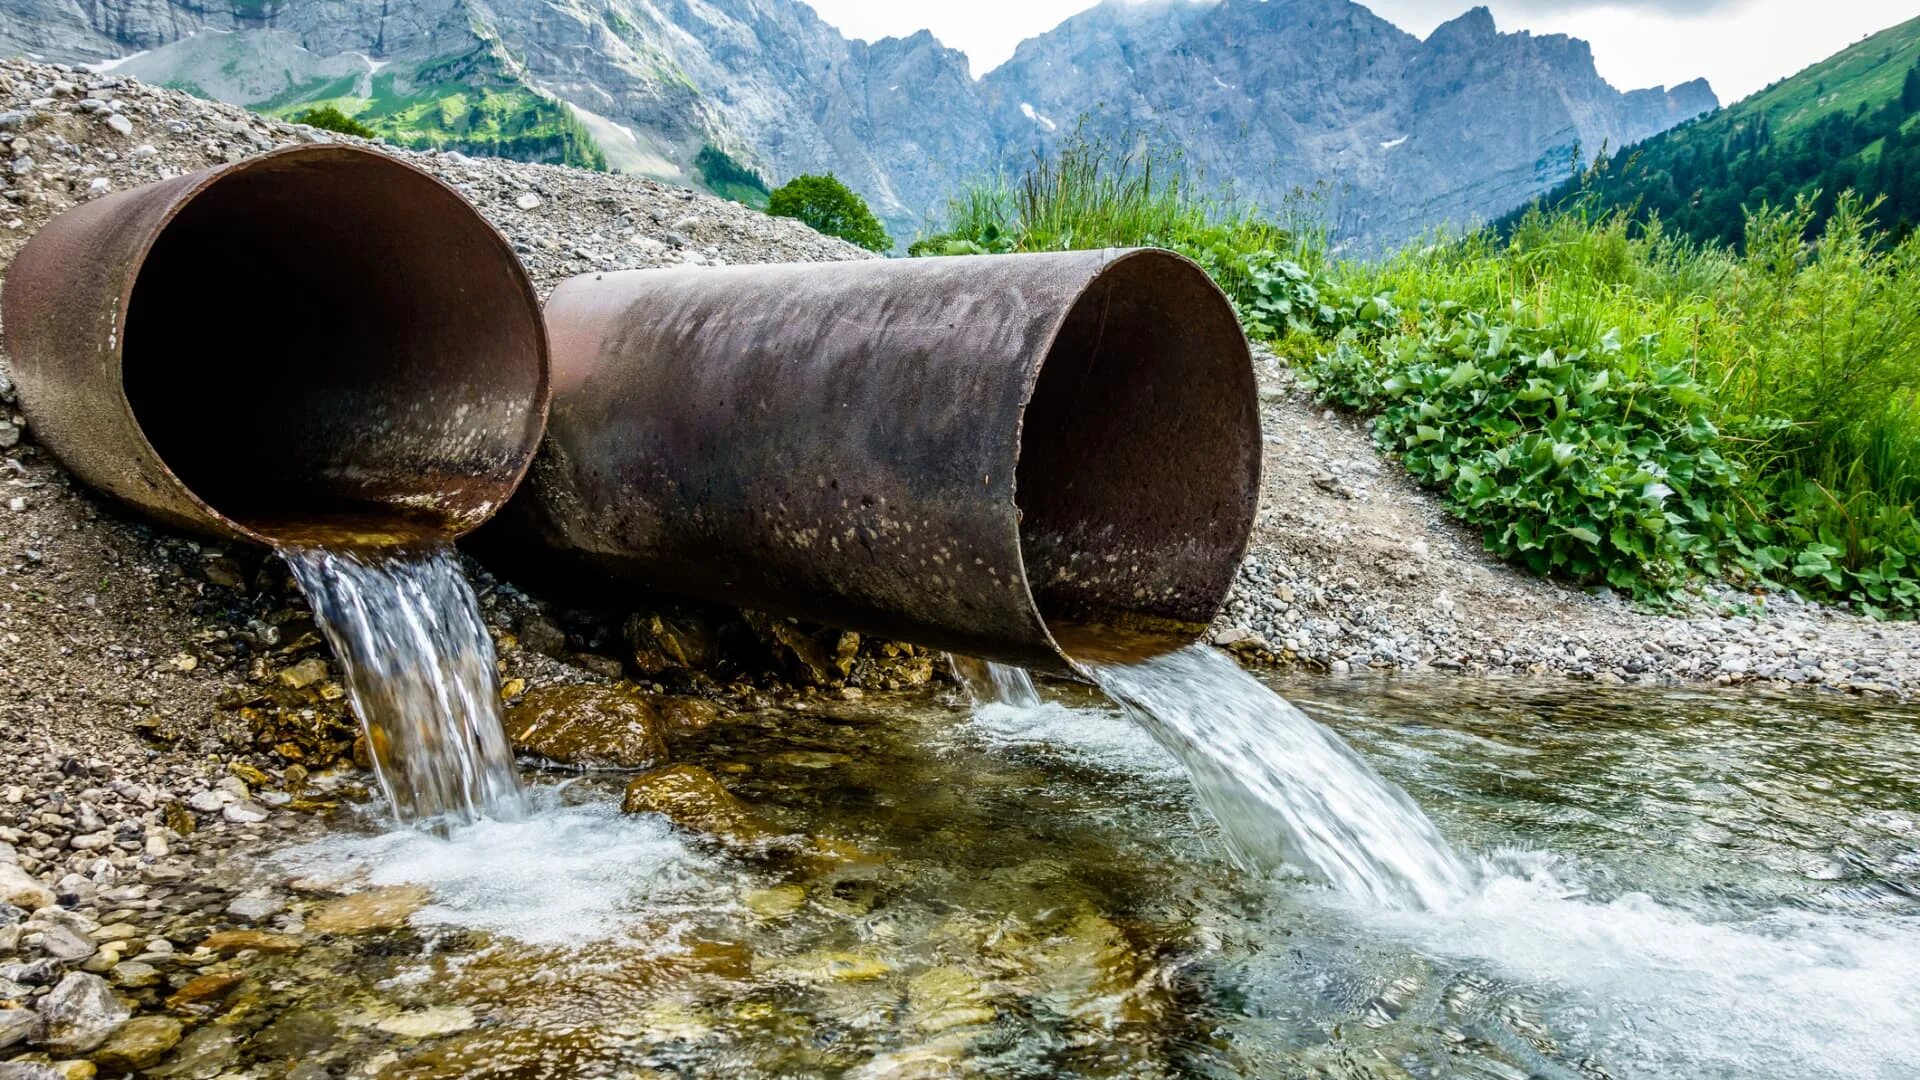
[
  {"left": 35, "top": 973, "right": 128, "bottom": 1055},
  {"left": 89, "top": 1015, "right": 182, "bottom": 1072},
  {"left": 305, "top": 885, "right": 430, "bottom": 935},
  {"left": 620, "top": 765, "right": 773, "bottom": 843},
  {"left": 0, "top": 864, "right": 54, "bottom": 911},
  {"left": 504, "top": 686, "right": 669, "bottom": 770},
  {"left": 0, "top": 1063, "right": 62, "bottom": 1080},
  {"left": 0, "top": 1006, "right": 40, "bottom": 1049}
]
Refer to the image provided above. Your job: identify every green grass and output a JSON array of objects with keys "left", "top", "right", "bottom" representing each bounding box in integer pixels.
[
  {"left": 920, "top": 136, "right": 1920, "bottom": 616},
  {"left": 259, "top": 54, "right": 606, "bottom": 171}
]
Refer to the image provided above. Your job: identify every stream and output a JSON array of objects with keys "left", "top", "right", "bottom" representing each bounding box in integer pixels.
[{"left": 171, "top": 674, "right": 1919, "bottom": 1079}]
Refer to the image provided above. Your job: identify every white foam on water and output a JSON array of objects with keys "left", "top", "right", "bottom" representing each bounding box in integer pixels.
[
  {"left": 961, "top": 699, "right": 1185, "bottom": 777},
  {"left": 1341, "top": 850, "right": 1920, "bottom": 1079},
  {"left": 278, "top": 787, "right": 730, "bottom": 946},
  {"left": 947, "top": 655, "right": 1043, "bottom": 708}
]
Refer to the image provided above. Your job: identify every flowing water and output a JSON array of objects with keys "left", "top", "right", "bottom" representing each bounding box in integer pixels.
[
  {"left": 277, "top": 534, "right": 526, "bottom": 828},
  {"left": 1087, "top": 644, "right": 1472, "bottom": 910},
  {"left": 153, "top": 651, "right": 1920, "bottom": 1078},
  {"left": 948, "top": 654, "right": 1043, "bottom": 707}
]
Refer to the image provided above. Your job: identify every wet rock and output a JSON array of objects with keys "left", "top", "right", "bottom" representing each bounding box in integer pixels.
[
  {"left": 90, "top": 1015, "right": 182, "bottom": 1072},
  {"left": 516, "top": 613, "right": 568, "bottom": 660},
  {"left": 0, "top": 1063, "right": 62, "bottom": 1080},
  {"left": 0, "top": 1006, "right": 40, "bottom": 1050},
  {"left": 743, "top": 612, "right": 851, "bottom": 686},
  {"left": 277, "top": 657, "right": 329, "bottom": 690},
  {"left": 620, "top": 765, "right": 774, "bottom": 843},
  {"left": 624, "top": 612, "right": 716, "bottom": 676},
  {"left": 305, "top": 885, "right": 430, "bottom": 934},
  {"left": 655, "top": 696, "right": 724, "bottom": 735},
  {"left": 0, "top": 864, "right": 54, "bottom": 911},
  {"left": 35, "top": 972, "right": 128, "bottom": 1055},
  {"left": 503, "top": 686, "right": 669, "bottom": 770}
]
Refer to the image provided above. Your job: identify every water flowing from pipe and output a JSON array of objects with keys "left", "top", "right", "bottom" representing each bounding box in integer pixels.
[
  {"left": 279, "top": 537, "right": 526, "bottom": 829},
  {"left": 948, "top": 654, "right": 1042, "bottom": 707},
  {"left": 1087, "top": 644, "right": 1471, "bottom": 910}
]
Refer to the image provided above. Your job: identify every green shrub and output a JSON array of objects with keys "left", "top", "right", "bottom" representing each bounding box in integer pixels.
[
  {"left": 1306, "top": 310, "right": 1742, "bottom": 596},
  {"left": 291, "top": 105, "right": 377, "bottom": 139},
  {"left": 767, "top": 174, "right": 892, "bottom": 253}
]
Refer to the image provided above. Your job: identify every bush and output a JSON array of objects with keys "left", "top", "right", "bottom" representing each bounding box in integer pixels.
[
  {"left": 767, "top": 174, "right": 892, "bottom": 253},
  {"left": 290, "top": 105, "right": 377, "bottom": 140}
]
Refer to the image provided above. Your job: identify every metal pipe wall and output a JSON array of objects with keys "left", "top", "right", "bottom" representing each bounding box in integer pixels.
[{"left": 512, "top": 249, "right": 1260, "bottom": 673}]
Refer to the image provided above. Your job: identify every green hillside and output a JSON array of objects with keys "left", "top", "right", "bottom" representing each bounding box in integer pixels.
[
  {"left": 1507, "top": 15, "right": 1920, "bottom": 245},
  {"left": 257, "top": 48, "right": 606, "bottom": 171}
]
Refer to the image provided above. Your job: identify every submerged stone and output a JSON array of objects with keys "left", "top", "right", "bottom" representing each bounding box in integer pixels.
[
  {"left": 620, "top": 765, "right": 774, "bottom": 843},
  {"left": 743, "top": 885, "right": 806, "bottom": 919},
  {"left": 306, "top": 885, "right": 430, "bottom": 935},
  {"left": 90, "top": 1015, "right": 183, "bottom": 1072},
  {"left": 373, "top": 1006, "right": 476, "bottom": 1039},
  {"left": 505, "top": 686, "right": 670, "bottom": 770},
  {"left": 908, "top": 967, "right": 996, "bottom": 1034},
  {"left": 164, "top": 972, "right": 245, "bottom": 1016},
  {"left": 198, "top": 930, "right": 303, "bottom": 955}
]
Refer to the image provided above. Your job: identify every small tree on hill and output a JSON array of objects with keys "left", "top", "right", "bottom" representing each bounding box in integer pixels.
[
  {"left": 291, "top": 105, "right": 378, "bottom": 140},
  {"left": 767, "top": 174, "right": 892, "bottom": 252}
]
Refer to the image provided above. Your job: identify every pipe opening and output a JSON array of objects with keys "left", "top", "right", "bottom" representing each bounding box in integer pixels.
[
  {"left": 1016, "top": 250, "right": 1260, "bottom": 664},
  {"left": 119, "top": 148, "right": 547, "bottom": 541}
]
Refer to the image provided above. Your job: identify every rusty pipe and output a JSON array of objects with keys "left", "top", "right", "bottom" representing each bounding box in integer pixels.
[
  {"left": 510, "top": 249, "right": 1260, "bottom": 674},
  {"left": 0, "top": 145, "right": 550, "bottom": 544}
]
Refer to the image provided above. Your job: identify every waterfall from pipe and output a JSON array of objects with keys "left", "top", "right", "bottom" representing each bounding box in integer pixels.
[
  {"left": 948, "top": 654, "right": 1042, "bottom": 707},
  {"left": 278, "top": 536, "right": 526, "bottom": 829},
  {"left": 1086, "top": 644, "right": 1470, "bottom": 909}
]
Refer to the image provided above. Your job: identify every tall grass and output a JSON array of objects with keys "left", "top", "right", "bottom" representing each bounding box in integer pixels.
[{"left": 918, "top": 137, "right": 1920, "bottom": 615}]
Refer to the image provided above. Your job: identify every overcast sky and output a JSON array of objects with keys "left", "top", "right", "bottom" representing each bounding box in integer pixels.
[{"left": 800, "top": 0, "right": 1916, "bottom": 103}]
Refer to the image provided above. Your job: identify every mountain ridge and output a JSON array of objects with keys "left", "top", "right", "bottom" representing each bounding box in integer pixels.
[{"left": 0, "top": 0, "right": 1717, "bottom": 248}]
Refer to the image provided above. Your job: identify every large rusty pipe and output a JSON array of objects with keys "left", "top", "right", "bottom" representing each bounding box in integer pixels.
[
  {"left": 512, "top": 249, "right": 1260, "bottom": 674},
  {"left": 1, "top": 145, "right": 550, "bottom": 544}
]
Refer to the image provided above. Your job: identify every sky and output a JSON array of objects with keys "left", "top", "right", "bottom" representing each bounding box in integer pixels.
[{"left": 799, "top": 0, "right": 1917, "bottom": 103}]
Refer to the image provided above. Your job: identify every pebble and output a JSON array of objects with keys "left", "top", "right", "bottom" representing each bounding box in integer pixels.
[{"left": 104, "top": 113, "right": 132, "bottom": 137}]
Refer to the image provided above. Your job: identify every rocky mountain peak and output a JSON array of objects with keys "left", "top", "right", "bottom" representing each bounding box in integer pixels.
[{"left": 0, "top": 0, "right": 1717, "bottom": 250}]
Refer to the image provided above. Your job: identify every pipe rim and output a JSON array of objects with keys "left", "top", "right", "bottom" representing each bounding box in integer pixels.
[
  {"left": 1010, "top": 247, "right": 1261, "bottom": 670},
  {"left": 105, "top": 144, "right": 551, "bottom": 546}
]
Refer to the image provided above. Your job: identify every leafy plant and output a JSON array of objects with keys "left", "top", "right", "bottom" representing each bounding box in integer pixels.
[
  {"left": 291, "top": 105, "right": 377, "bottom": 139},
  {"left": 767, "top": 174, "right": 892, "bottom": 253}
]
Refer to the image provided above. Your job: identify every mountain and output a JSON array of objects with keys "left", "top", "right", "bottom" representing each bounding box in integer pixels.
[
  {"left": 1509, "top": 15, "right": 1920, "bottom": 245},
  {"left": 0, "top": 0, "right": 1715, "bottom": 249}
]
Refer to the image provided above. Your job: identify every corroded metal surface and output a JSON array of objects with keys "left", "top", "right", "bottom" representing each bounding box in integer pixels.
[
  {"left": 0, "top": 144, "right": 550, "bottom": 544},
  {"left": 515, "top": 249, "right": 1259, "bottom": 673}
]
